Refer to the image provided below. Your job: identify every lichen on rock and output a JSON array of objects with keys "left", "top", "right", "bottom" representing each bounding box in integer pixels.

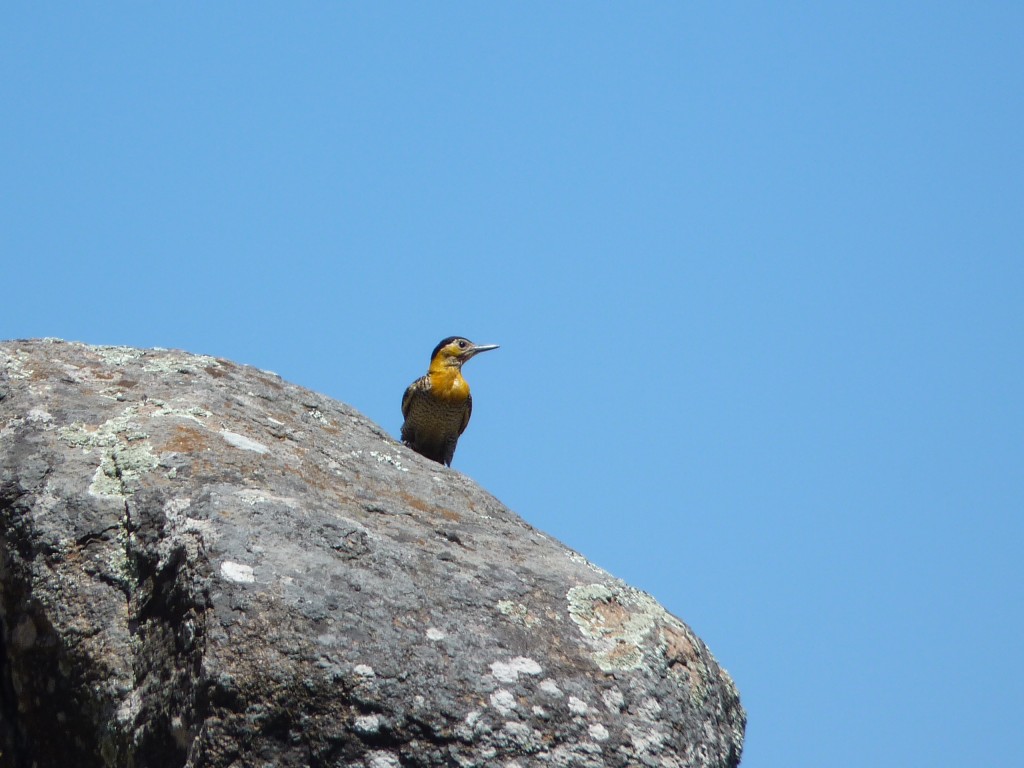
[{"left": 0, "top": 339, "right": 745, "bottom": 767}]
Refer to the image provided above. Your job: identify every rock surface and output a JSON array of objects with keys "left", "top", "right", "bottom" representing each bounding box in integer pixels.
[{"left": 0, "top": 339, "right": 745, "bottom": 768}]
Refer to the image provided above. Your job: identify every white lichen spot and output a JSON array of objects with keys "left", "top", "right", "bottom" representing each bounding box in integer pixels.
[
  {"left": 354, "top": 714, "right": 381, "bottom": 734},
  {"left": 588, "top": 723, "right": 610, "bottom": 741},
  {"left": 531, "top": 705, "right": 548, "bottom": 718},
  {"left": 163, "top": 498, "right": 216, "bottom": 558},
  {"left": 490, "top": 657, "right": 542, "bottom": 683},
  {"left": 27, "top": 408, "right": 54, "bottom": 425},
  {"left": 366, "top": 751, "right": 401, "bottom": 768},
  {"left": 353, "top": 664, "right": 376, "bottom": 678},
  {"left": 549, "top": 744, "right": 601, "bottom": 762},
  {"left": 426, "top": 627, "right": 445, "bottom": 641},
  {"left": 636, "top": 697, "right": 663, "bottom": 720},
  {"left": 233, "top": 489, "right": 299, "bottom": 509},
  {"left": 220, "top": 561, "right": 255, "bottom": 583},
  {"left": 539, "top": 679, "right": 564, "bottom": 697},
  {"left": 568, "top": 696, "right": 589, "bottom": 716},
  {"left": 566, "top": 550, "right": 611, "bottom": 577},
  {"left": 602, "top": 688, "right": 625, "bottom": 712},
  {"left": 219, "top": 429, "right": 269, "bottom": 454},
  {"left": 163, "top": 499, "right": 190, "bottom": 518},
  {"left": 1, "top": 350, "right": 30, "bottom": 380},
  {"left": 625, "top": 722, "right": 668, "bottom": 754},
  {"left": 369, "top": 450, "right": 409, "bottom": 472},
  {"left": 489, "top": 689, "right": 517, "bottom": 715},
  {"left": 500, "top": 721, "right": 537, "bottom": 750},
  {"left": 115, "top": 689, "right": 143, "bottom": 726},
  {"left": 238, "top": 490, "right": 268, "bottom": 505}
]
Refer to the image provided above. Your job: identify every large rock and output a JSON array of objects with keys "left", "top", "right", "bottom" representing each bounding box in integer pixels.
[{"left": 0, "top": 339, "right": 744, "bottom": 768}]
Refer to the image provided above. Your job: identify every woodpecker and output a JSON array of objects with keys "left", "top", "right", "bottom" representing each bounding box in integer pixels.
[{"left": 401, "top": 336, "right": 499, "bottom": 466}]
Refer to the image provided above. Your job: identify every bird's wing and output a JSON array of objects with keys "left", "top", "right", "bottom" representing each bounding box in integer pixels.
[
  {"left": 401, "top": 376, "right": 428, "bottom": 420},
  {"left": 459, "top": 391, "right": 473, "bottom": 435}
]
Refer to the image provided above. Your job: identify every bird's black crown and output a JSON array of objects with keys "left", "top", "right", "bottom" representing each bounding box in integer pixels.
[{"left": 431, "top": 336, "right": 469, "bottom": 361}]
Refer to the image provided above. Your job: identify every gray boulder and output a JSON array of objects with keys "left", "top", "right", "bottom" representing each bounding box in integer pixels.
[{"left": 0, "top": 339, "right": 744, "bottom": 767}]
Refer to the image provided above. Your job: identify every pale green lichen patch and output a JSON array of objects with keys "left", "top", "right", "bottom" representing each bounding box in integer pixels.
[
  {"left": 58, "top": 410, "right": 149, "bottom": 449},
  {"left": 566, "top": 582, "right": 731, "bottom": 706},
  {"left": 89, "top": 443, "right": 159, "bottom": 498},
  {"left": 567, "top": 583, "right": 687, "bottom": 674},
  {"left": 142, "top": 352, "right": 220, "bottom": 375},
  {"left": 103, "top": 504, "right": 136, "bottom": 593},
  {"left": 496, "top": 599, "right": 539, "bottom": 628},
  {"left": 141, "top": 399, "right": 213, "bottom": 423},
  {"left": 0, "top": 349, "right": 32, "bottom": 380},
  {"left": 89, "top": 344, "right": 221, "bottom": 375},
  {"left": 58, "top": 409, "right": 158, "bottom": 498},
  {"left": 92, "top": 345, "right": 148, "bottom": 367}
]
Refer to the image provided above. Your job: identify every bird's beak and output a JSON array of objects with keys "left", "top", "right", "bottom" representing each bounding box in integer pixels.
[{"left": 462, "top": 343, "right": 499, "bottom": 360}]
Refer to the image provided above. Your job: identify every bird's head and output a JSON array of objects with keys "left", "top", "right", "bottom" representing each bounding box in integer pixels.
[{"left": 429, "top": 336, "right": 500, "bottom": 369}]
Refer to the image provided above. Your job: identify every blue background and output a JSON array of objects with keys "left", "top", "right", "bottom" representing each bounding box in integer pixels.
[{"left": 3, "top": 4, "right": 1022, "bottom": 765}]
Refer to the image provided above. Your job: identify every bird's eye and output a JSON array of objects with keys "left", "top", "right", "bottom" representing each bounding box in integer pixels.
[{"left": 458, "top": 340, "right": 467, "bottom": 348}]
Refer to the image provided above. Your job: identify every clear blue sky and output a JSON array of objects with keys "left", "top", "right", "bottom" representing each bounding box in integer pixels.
[{"left": 3, "top": 4, "right": 1021, "bottom": 766}]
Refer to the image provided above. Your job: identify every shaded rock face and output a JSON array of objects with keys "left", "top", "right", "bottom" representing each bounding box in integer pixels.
[{"left": 0, "top": 339, "right": 745, "bottom": 768}]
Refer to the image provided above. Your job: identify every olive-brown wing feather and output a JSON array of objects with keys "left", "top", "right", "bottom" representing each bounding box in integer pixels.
[
  {"left": 458, "top": 391, "right": 473, "bottom": 436},
  {"left": 401, "top": 376, "right": 430, "bottom": 442}
]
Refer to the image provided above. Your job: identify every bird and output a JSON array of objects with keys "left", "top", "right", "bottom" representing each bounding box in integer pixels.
[{"left": 401, "top": 336, "right": 499, "bottom": 466}]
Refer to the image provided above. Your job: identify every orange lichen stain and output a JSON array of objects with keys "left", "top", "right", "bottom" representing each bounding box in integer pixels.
[
  {"left": 204, "top": 365, "right": 228, "bottom": 379},
  {"left": 294, "top": 463, "right": 332, "bottom": 493},
  {"left": 605, "top": 640, "right": 641, "bottom": 666},
  {"left": 592, "top": 597, "right": 632, "bottom": 633},
  {"left": 399, "top": 492, "right": 461, "bottom": 521},
  {"left": 28, "top": 366, "right": 55, "bottom": 382},
  {"left": 662, "top": 625, "right": 702, "bottom": 688},
  {"left": 162, "top": 425, "right": 212, "bottom": 453},
  {"left": 256, "top": 374, "right": 284, "bottom": 391},
  {"left": 276, "top": 454, "right": 349, "bottom": 500},
  {"left": 662, "top": 625, "right": 696, "bottom": 663}
]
